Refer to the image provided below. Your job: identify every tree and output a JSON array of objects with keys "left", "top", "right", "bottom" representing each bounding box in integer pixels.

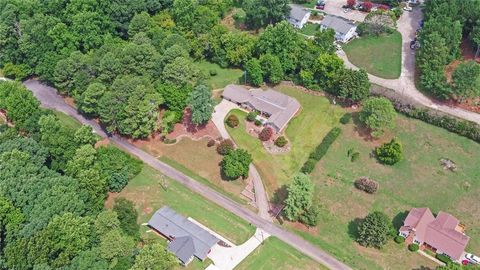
[
  {"left": 298, "top": 205, "right": 320, "bottom": 227},
  {"left": 363, "top": 1, "right": 373, "bottom": 12},
  {"left": 94, "top": 210, "right": 120, "bottom": 238},
  {"left": 337, "top": 69, "right": 371, "bottom": 102},
  {"left": 314, "top": 29, "right": 336, "bottom": 54},
  {"left": 375, "top": 138, "right": 403, "bottom": 165},
  {"left": 99, "top": 229, "right": 135, "bottom": 261},
  {"left": 0, "top": 196, "right": 25, "bottom": 249},
  {"left": 242, "top": 0, "right": 290, "bottom": 29},
  {"left": 357, "top": 211, "right": 394, "bottom": 248},
  {"left": 113, "top": 198, "right": 140, "bottom": 239},
  {"left": 245, "top": 59, "right": 263, "bottom": 86},
  {"left": 161, "top": 57, "right": 199, "bottom": 87},
  {"left": 216, "top": 139, "right": 235, "bottom": 155},
  {"left": 283, "top": 173, "right": 314, "bottom": 221},
  {"left": 128, "top": 12, "right": 154, "bottom": 37},
  {"left": 259, "top": 54, "right": 284, "bottom": 84},
  {"left": 347, "top": 0, "right": 356, "bottom": 8},
  {"left": 188, "top": 85, "right": 215, "bottom": 125},
  {"left": 74, "top": 125, "right": 97, "bottom": 146},
  {"left": 79, "top": 83, "right": 106, "bottom": 116},
  {"left": 2, "top": 63, "right": 31, "bottom": 81},
  {"left": 221, "top": 149, "right": 253, "bottom": 179},
  {"left": 313, "top": 53, "right": 345, "bottom": 90},
  {"left": 359, "top": 97, "right": 396, "bottom": 138},
  {"left": 452, "top": 61, "right": 480, "bottom": 101},
  {"left": 131, "top": 243, "right": 177, "bottom": 270}
]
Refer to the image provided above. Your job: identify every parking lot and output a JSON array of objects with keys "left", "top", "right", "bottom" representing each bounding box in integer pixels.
[{"left": 322, "top": 0, "right": 367, "bottom": 22}]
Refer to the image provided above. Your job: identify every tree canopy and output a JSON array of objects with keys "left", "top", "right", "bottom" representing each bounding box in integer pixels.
[
  {"left": 359, "top": 97, "right": 397, "bottom": 138},
  {"left": 357, "top": 211, "right": 394, "bottom": 249}
]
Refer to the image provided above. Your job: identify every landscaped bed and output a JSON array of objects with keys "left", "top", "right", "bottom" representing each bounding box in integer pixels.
[
  {"left": 287, "top": 114, "right": 480, "bottom": 269},
  {"left": 343, "top": 31, "right": 402, "bottom": 79}
]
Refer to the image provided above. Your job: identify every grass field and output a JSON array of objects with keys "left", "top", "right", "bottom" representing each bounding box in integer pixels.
[
  {"left": 54, "top": 111, "right": 82, "bottom": 130},
  {"left": 226, "top": 85, "right": 344, "bottom": 196},
  {"left": 195, "top": 61, "right": 244, "bottom": 89},
  {"left": 300, "top": 23, "right": 321, "bottom": 36},
  {"left": 235, "top": 237, "right": 326, "bottom": 270},
  {"left": 110, "top": 164, "right": 255, "bottom": 245},
  {"left": 286, "top": 114, "right": 480, "bottom": 269},
  {"left": 343, "top": 31, "right": 402, "bottom": 79}
]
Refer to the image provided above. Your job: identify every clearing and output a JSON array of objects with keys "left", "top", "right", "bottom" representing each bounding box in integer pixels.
[
  {"left": 288, "top": 114, "right": 480, "bottom": 269},
  {"left": 195, "top": 61, "right": 244, "bottom": 89},
  {"left": 54, "top": 111, "right": 82, "bottom": 129},
  {"left": 343, "top": 31, "right": 402, "bottom": 79},
  {"left": 226, "top": 84, "right": 344, "bottom": 196}
]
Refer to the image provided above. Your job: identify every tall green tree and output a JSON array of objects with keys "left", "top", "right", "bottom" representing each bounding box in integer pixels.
[
  {"left": 245, "top": 58, "right": 263, "bottom": 86},
  {"left": 359, "top": 97, "right": 396, "bottom": 138},
  {"left": 259, "top": 54, "right": 283, "bottom": 84},
  {"left": 283, "top": 173, "right": 314, "bottom": 221},
  {"left": 113, "top": 198, "right": 140, "bottom": 239},
  {"left": 452, "top": 61, "right": 480, "bottom": 101},
  {"left": 357, "top": 211, "right": 393, "bottom": 249},
  {"left": 221, "top": 149, "right": 252, "bottom": 179},
  {"left": 131, "top": 243, "right": 177, "bottom": 270},
  {"left": 337, "top": 69, "right": 371, "bottom": 102},
  {"left": 188, "top": 85, "right": 215, "bottom": 125},
  {"left": 243, "top": 0, "right": 290, "bottom": 29}
]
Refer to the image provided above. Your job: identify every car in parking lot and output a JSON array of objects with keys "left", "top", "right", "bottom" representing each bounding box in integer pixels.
[{"left": 466, "top": 253, "right": 480, "bottom": 265}]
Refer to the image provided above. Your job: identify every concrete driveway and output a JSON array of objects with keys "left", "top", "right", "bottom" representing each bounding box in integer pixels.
[
  {"left": 323, "top": 0, "right": 367, "bottom": 22},
  {"left": 207, "top": 228, "right": 270, "bottom": 270},
  {"left": 211, "top": 99, "right": 241, "bottom": 140}
]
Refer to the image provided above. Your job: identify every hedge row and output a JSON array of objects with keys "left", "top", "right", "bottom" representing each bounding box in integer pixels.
[
  {"left": 436, "top": 254, "right": 452, "bottom": 264},
  {"left": 301, "top": 127, "right": 342, "bottom": 174}
]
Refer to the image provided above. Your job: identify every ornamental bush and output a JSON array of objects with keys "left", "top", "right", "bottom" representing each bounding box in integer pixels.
[
  {"left": 354, "top": 177, "right": 379, "bottom": 194},
  {"left": 340, "top": 113, "right": 352, "bottom": 125},
  {"left": 216, "top": 139, "right": 234, "bottom": 155},
  {"left": 209, "top": 69, "right": 217, "bottom": 76},
  {"left": 207, "top": 139, "right": 216, "bottom": 147},
  {"left": 408, "top": 243, "right": 419, "bottom": 252},
  {"left": 274, "top": 136, "right": 288, "bottom": 147},
  {"left": 259, "top": 127, "right": 273, "bottom": 141},
  {"left": 226, "top": 114, "right": 239, "bottom": 128},
  {"left": 246, "top": 111, "right": 258, "bottom": 122},
  {"left": 394, "top": 235, "right": 405, "bottom": 244},
  {"left": 375, "top": 138, "right": 403, "bottom": 165},
  {"left": 254, "top": 119, "right": 262, "bottom": 126},
  {"left": 221, "top": 149, "right": 252, "bottom": 179},
  {"left": 436, "top": 254, "right": 452, "bottom": 264}
]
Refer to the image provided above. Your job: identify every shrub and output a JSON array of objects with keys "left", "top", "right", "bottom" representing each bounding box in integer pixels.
[
  {"left": 340, "top": 113, "right": 352, "bottom": 125},
  {"left": 108, "top": 171, "right": 129, "bottom": 193},
  {"left": 216, "top": 139, "right": 234, "bottom": 155},
  {"left": 350, "top": 152, "right": 360, "bottom": 162},
  {"left": 207, "top": 139, "right": 216, "bottom": 147},
  {"left": 394, "top": 235, "right": 405, "bottom": 244},
  {"left": 301, "top": 127, "right": 341, "bottom": 174},
  {"left": 375, "top": 138, "right": 403, "bottom": 165},
  {"left": 408, "top": 243, "right": 419, "bottom": 252},
  {"left": 298, "top": 205, "right": 320, "bottom": 227},
  {"left": 354, "top": 177, "right": 378, "bottom": 194},
  {"left": 163, "top": 138, "right": 177, "bottom": 144},
  {"left": 221, "top": 149, "right": 252, "bottom": 179},
  {"left": 246, "top": 111, "right": 258, "bottom": 122},
  {"left": 259, "top": 127, "right": 273, "bottom": 141},
  {"left": 209, "top": 69, "right": 217, "bottom": 76},
  {"left": 274, "top": 136, "right": 288, "bottom": 147},
  {"left": 254, "top": 119, "right": 262, "bottom": 126},
  {"left": 226, "top": 114, "right": 239, "bottom": 128},
  {"left": 436, "top": 254, "right": 452, "bottom": 264},
  {"left": 301, "top": 158, "right": 317, "bottom": 174}
]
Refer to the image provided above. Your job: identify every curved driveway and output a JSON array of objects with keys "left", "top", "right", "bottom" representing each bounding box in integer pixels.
[
  {"left": 23, "top": 79, "right": 351, "bottom": 270},
  {"left": 338, "top": 7, "right": 480, "bottom": 125}
]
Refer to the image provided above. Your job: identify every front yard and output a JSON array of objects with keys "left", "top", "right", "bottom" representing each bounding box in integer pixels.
[
  {"left": 287, "top": 114, "right": 480, "bottom": 269},
  {"left": 226, "top": 85, "right": 344, "bottom": 196},
  {"left": 343, "top": 31, "right": 402, "bottom": 79}
]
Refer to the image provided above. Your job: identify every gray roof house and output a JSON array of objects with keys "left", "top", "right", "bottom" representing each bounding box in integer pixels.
[
  {"left": 320, "top": 15, "right": 357, "bottom": 43},
  {"left": 223, "top": 85, "right": 301, "bottom": 132},
  {"left": 148, "top": 206, "right": 219, "bottom": 265},
  {"left": 288, "top": 4, "right": 311, "bottom": 29}
]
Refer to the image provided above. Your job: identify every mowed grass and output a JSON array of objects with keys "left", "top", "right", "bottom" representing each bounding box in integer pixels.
[
  {"left": 235, "top": 237, "right": 326, "bottom": 270},
  {"left": 300, "top": 23, "right": 321, "bottom": 36},
  {"left": 53, "top": 111, "right": 82, "bottom": 130},
  {"left": 195, "top": 61, "right": 244, "bottom": 89},
  {"left": 226, "top": 85, "right": 344, "bottom": 196},
  {"left": 111, "top": 164, "right": 255, "bottom": 245},
  {"left": 287, "top": 114, "right": 480, "bottom": 269},
  {"left": 343, "top": 31, "right": 402, "bottom": 79}
]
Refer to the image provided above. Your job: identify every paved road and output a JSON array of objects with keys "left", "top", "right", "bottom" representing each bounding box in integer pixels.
[
  {"left": 212, "top": 99, "right": 272, "bottom": 221},
  {"left": 23, "top": 79, "right": 352, "bottom": 270},
  {"left": 337, "top": 7, "right": 480, "bottom": 125}
]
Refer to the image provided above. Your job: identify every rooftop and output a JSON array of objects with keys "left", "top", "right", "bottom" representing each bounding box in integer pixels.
[
  {"left": 321, "top": 15, "right": 356, "bottom": 35},
  {"left": 289, "top": 4, "right": 311, "bottom": 22}
]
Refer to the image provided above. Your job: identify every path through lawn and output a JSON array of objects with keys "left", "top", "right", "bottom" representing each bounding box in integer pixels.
[{"left": 343, "top": 31, "right": 402, "bottom": 79}]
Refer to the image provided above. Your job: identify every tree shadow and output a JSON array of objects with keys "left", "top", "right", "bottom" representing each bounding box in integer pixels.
[
  {"left": 392, "top": 210, "right": 409, "bottom": 231},
  {"left": 272, "top": 185, "right": 288, "bottom": 204},
  {"left": 351, "top": 112, "right": 376, "bottom": 142},
  {"left": 347, "top": 217, "right": 363, "bottom": 241}
]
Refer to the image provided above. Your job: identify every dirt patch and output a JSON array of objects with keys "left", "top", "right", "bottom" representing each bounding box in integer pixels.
[
  {"left": 167, "top": 109, "right": 221, "bottom": 141},
  {"left": 95, "top": 138, "right": 110, "bottom": 148},
  {"left": 287, "top": 220, "right": 319, "bottom": 235},
  {"left": 461, "top": 37, "right": 480, "bottom": 63},
  {"left": 444, "top": 60, "right": 462, "bottom": 83}
]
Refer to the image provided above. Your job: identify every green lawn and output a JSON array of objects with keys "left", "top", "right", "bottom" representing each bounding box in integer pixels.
[
  {"left": 299, "top": 0, "right": 316, "bottom": 8},
  {"left": 300, "top": 23, "right": 321, "bottom": 36},
  {"left": 287, "top": 114, "right": 480, "bottom": 269},
  {"left": 226, "top": 85, "right": 344, "bottom": 196},
  {"left": 114, "top": 164, "right": 255, "bottom": 245},
  {"left": 54, "top": 111, "right": 82, "bottom": 130},
  {"left": 235, "top": 237, "right": 326, "bottom": 270},
  {"left": 343, "top": 31, "right": 402, "bottom": 79},
  {"left": 195, "top": 61, "right": 244, "bottom": 89}
]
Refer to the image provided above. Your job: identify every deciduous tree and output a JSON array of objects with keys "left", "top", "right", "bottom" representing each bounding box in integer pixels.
[
  {"left": 357, "top": 211, "right": 393, "bottom": 248},
  {"left": 283, "top": 173, "right": 314, "bottom": 221},
  {"left": 359, "top": 97, "right": 396, "bottom": 138}
]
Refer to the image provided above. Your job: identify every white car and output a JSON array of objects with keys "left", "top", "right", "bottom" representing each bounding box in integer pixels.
[
  {"left": 403, "top": 5, "right": 412, "bottom": 12},
  {"left": 466, "top": 253, "right": 480, "bottom": 265}
]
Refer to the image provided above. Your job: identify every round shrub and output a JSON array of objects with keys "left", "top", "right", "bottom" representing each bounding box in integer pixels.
[
  {"left": 408, "top": 243, "right": 419, "bottom": 252},
  {"left": 207, "top": 139, "right": 216, "bottom": 147},
  {"left": 340, "top": 113, "right": 352, "bottom": 125},
  {"left": 216, "top": 139, "right": 234, "bottom": 155},
  {"left": 394, "top": 236, "right": 405, "bottom": 244},
  {"left": 350, "top": 152, "right": 360, "bottom": 162},
  {"left": 226, "top": 114, "right": 239, "bottom": 128},
  {"left": 209, "top": 69, "right": 217, "bottom": 76},
  {"left": 254, "top": 119, "right": 262, "bottom": 126},
  {"left": 375, "top": 138, "right": 403, "bottom": 165},
  {"left": 274, "top": 136, "right": 288, "bottom": 147},
  {"left": 259, "top": 127, "right": 273, "bottom": 141},
  {"left": 354, "top": 177, "right": 378, "bottom": 194},
  {"left": 246, "top": 111, "right": 258, "bottom": 122},
  {"left": 221, "top": 149, "right": 252, "bottom": 179}
]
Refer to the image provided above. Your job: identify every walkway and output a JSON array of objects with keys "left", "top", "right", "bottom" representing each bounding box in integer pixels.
[
  {"left": 212, "top": 100, "right": 272, "bottom": 221},
  {"left": 207, "top": 228, "right": 270, "bottom": 270},
  {"left": 23, "top": 79, "right": 351, "bottom": 270},
  {"left": 337, "top": 7, "right": 480, "bottom": 125}
]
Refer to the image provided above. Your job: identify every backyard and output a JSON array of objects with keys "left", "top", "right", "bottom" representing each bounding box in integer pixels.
[
  {"left": 195, "top": 61, "right": 244, "bottom": 89},
  {"left": 300, "top": 23, "right": 321, "bottom": 36},
  {"left": 286, "top": 114, "right": 480, "bottom": 269},
  {"left": 343, "top": 31, "right": 402, "bottom": 79},
  {"left": 226, "top": 85, "right": 344, "bottom": 196}
]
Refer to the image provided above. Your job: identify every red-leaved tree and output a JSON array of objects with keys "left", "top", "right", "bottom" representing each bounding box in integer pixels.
[
  {"left": 347, "top": 0, "right": 356, "bottom": 8},
  {"left": 363, "top": 1, "right": 373, "bottom": 12},
  {"left": 259, "top": 127, "right": 273, "bottom": 141}
]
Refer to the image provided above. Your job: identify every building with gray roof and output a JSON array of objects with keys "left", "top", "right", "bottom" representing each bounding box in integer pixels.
[
  {"left": 288, "top": 4, "right": 311, "bottom": 29},
  {"left": 223, "top": 85, "right": 301, "bottom": 132},
  {"left": 148, "top": 206, "right": 220, "bottom": 265},
  {"left": 320, "top": 15, "right": 357, "bottom": 43}
]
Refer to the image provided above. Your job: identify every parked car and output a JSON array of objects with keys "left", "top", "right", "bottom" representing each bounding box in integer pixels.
[
  {"left": 403, "top": 5, "right": 412, "bottom": 12},
  {"left": 316, "top": 4, "right": 325, "bottom": 10},
  {"left": 410, "top": 39, "right": 420, "bottom": 50},
  {"left": 465, "top": 253, "right": 480, "bottom": 265}
]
